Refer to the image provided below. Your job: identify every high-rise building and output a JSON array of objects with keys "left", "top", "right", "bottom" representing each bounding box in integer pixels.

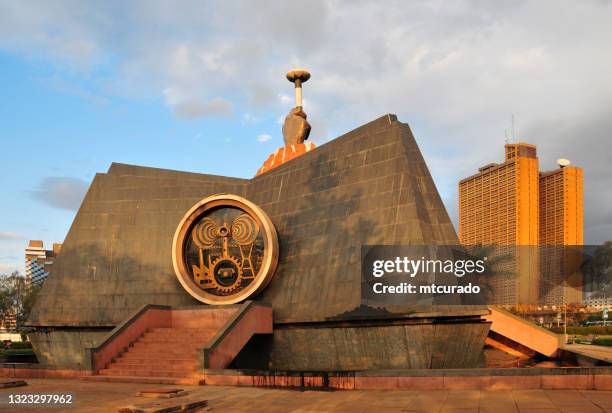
[
  {"left": 539, "top": 164, "right": 584, "bottom": 305},
  {"left": 539, "top": 165, "right": 583, "bottom": 245},
  {"left": 25, "top": 240, "right": 61, "bottom": 287},
  {"left": 459, "top": 143, "right": 540, "bottom": 305}
]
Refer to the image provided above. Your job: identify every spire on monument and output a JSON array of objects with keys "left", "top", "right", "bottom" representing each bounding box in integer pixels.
[
  {"left": 256, "top": 69, "right": 316, "bottom": 176},
  {"left": 282, "top": 69, "right": 311, "bottom": 146}
]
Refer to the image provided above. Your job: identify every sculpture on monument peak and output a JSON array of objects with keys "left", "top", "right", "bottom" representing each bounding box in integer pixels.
[
  {"left": 282, "top": 69, "right": 311, "bottom": 145},
  {"left": 255, "top": 68, "right": 316, "bottom": 176}
]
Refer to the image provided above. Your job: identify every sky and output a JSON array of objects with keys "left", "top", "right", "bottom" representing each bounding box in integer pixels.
[{"left": 1, "top": 0, "right": 611, "bottom": 274}]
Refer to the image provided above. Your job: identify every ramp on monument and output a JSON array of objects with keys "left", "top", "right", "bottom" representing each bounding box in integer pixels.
[{"left": 484, "top": 307, "right": 562, "bottom": 358}]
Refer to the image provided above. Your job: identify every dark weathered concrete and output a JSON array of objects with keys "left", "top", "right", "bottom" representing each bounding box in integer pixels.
[
  {"left": 28, "top": 171, "right": 247, "bottom": 328},
  {"left": 28, "top": 330, "right": 109, "bottom": 369},
  {"left": 263, "top": 318, "right": 490, "bottom": 370}
]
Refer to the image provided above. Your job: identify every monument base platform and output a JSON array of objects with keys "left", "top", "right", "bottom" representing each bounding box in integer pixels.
[
  {"left": 202, "top": 366, "right": 612, "bottom": 390},
  {"left": 4, "top": 365, "right": 612, "bottom": 391},
  {"left": 232, "top": 309, "right": 491, "bottom": 370}
]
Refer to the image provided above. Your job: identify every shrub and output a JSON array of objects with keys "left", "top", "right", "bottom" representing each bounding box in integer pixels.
[
  {"left": 549, "top": 325, "right": 612, "bottom": 335},
  {"left": 5, "top": 341, "right": 33, "bottom": 350},
  {"left": 592, "top": 337, "right": 612, "bottom": 346}
]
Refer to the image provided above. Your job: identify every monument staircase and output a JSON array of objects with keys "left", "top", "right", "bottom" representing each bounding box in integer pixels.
[
  {"left": 97, "top": 326, "right": 224, "bottom": 384},
  {"left": 83, "top": 301, "right": 272, "bottom": 385}
]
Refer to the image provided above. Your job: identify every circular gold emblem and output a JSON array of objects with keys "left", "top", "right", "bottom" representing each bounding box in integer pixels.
[{"left": 172, "top": 194, "right": 278, "bottom": 304}]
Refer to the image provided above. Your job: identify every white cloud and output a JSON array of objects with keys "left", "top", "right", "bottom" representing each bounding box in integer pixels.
[
  {"left": 162, "top": 88, "right": 232, "bottom": 119},
  {"left": 31, "top": 177, "right": 88, "bottom": 211},
  {"left": 256, "top": 134, "right": 272, "bottom": 143},
  {"left": 241, "top": 113, "right": 260, "bottom": 124},
  {"left": 0, "top": 232, "right": 24, "bottom": 241},
  {"left": 0, "top": 263, "right": 19, "bottom": 274},
  {"left": 278, "top": 93, "right": 293, "bottom": 106},
  {"left": 172, "top": 97, "right": 232, "bottom": 120}
]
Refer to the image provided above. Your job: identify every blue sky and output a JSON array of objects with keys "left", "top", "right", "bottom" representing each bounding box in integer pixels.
[
  {"left": 1, "top": 1, "right": 611, "bottom": 274},
  {"left": 0, "top": 48, "right": 288, "bottom": 273}
]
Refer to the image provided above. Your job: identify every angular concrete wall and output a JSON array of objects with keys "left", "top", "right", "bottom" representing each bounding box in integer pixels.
[
  {"left": 28, "top": 330, "right": 109, "bottom": 369},
  {"left": 248, "top": 114, "right": 459, "bottom": 322},
  {"left": 28, "top": 165, "right": 247, "bottom": 327},
  {"left": 269, "top": 320, "right": 489, "bottom": 370}
]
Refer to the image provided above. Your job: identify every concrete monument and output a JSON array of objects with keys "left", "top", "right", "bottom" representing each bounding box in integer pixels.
[{"left": 26, "top": 70, "right": 490, "bottom": 382}]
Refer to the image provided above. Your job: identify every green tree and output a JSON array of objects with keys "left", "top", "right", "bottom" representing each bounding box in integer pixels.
[{"left": 0, "top": 271, "right": 41, "bottom": 331}]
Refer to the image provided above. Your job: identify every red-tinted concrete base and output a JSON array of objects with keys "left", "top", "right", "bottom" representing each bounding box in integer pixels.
[
  {"left": 84, "top": 374, "right": 204, "bottom": 386},
  {"left": 6, "top": 366, "right": 612, "bottom": 390},
  {"left": 1, "top": 367, "right": 92, "bottom": 379},
  {"left": 203, "top": 368, "right": 612, "bottom": 391},
  {"left": 0, "top": 366, "right": 202, "bottom": 385}
]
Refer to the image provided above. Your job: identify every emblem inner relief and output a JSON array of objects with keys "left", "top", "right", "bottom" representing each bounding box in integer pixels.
[{"left": 185, "top": 207, "right": 264, "bottom": 296}]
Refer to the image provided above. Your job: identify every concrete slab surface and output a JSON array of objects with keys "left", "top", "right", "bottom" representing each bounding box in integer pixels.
[
  {"left": 1, "top": 379, "right": 612, "bottom": 412},
  {"left": 563, "top": 344, "right": 612, "bottom": 363},
  {"left": 0, "top": 378, "right": 27, "bottom": 389}
]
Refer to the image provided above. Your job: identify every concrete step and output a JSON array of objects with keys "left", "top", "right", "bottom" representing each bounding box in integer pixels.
[
  {"left": 134, "top": 335, "right": 215, "bottom": 344},
  {"left": 83, "top": 375, "right": 203, "bottom": 385},
  {"left": 107, "top": 363, "right": 197, "bottom": 372},
  {"left": 143, "top": 328, "right": 218, "bottom": 335},
  {"left": 118, "top": 352, "right": 198, "bottom": 361},
  {"left": 148, "top": 326, "right": 227, "bottom": 334},
  {"left": 100, "top": 368, "right": 195, "bottom": 378},
  {"left": 113, "top": 357, "right": 196, "bottom": 367},
  {"left": 118, "top": 351, "right": 199, "bottom": 359},
  {"left": 128, "top": 343, "right": 204, "bottom": 352}
]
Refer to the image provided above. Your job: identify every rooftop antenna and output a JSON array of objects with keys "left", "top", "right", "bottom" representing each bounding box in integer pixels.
[
  {"left": 557, "top": 158, "right": 571, "bottom": 168},
  {"left": 504, "top": 129, "right": 509, "bottom": 145},
  {"left": 511, "top": 113, "right": 516, "bottom": 142}
]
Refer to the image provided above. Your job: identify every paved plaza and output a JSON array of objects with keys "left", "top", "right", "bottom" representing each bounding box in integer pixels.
[{"left": 2, "top": 378, "right": 612, "bottom": 412}]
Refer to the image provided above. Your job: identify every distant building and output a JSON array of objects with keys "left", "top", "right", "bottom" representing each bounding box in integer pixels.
[
  {"left": 539, "top": 164, "right": 584, "bottom": 306},
  {"left": 25, "top": 241, "right": 61, "bottom": 287},
  {"left": 0, "top": 311, "right": 17, "bottom": 332},
  {"left": 459, "top": 143, "right": 540, "bottom": 305},
  {"left": 584, "top": 294, "right": 612, "bottom": 311},
  {"left": 459, "top": 143, "right": 583, "bottom": 306}
]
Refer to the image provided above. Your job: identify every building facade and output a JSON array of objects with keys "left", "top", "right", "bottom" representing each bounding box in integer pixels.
[
  {"left": 459, "top": 143, "right": 540, "bottom": 305},
  {"left": 459, "top": 143, "right": 583, "bottom": 306},
  {"left": 25, "top": 240, "right": 61, "bottom": 287},
  {"left": 539, "top": 166, "right": 584, "bottom": 305},
  {"left": 584, "top": 294, "right": 612, "bottom": 311}
]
